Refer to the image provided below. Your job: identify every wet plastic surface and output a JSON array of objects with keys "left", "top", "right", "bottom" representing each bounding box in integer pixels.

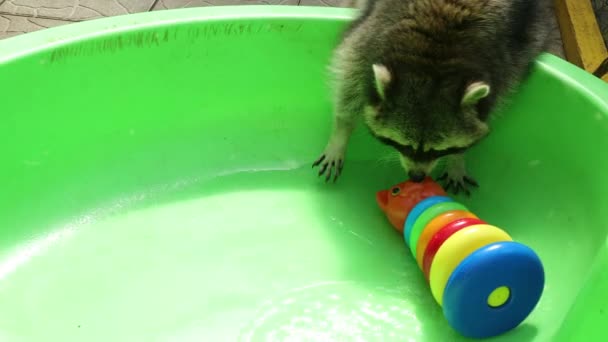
[{"left": 1, "top": 6, "right": 608, "bottom": 342}]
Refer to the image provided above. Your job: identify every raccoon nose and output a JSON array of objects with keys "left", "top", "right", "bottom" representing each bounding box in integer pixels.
[{"left": 408, "top": 170, "right": 426, "bottom": 183}]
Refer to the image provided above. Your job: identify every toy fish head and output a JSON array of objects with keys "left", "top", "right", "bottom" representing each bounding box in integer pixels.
[{"left": 376, "top": 177, "right": 447, "bottom": 233}]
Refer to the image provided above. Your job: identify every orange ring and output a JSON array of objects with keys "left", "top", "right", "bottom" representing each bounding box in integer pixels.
[{"left": 415, "top": 210, "right": 478, "bottom": 269}]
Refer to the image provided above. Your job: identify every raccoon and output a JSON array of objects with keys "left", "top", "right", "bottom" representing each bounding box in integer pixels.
[{"left": 313, "top": 0, "right": 554, "bottom": 194}]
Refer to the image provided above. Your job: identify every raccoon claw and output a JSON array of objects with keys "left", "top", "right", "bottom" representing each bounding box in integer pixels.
[
  {"left": 312, "top": 154, "right": 344, "bottom": 183},
  {"left": 463, "top": 176, "right": 479, "bottom": 187},
  {"left": 312, "top": 154, "right": 325, "bottom": 167},
  {"left": 439, "top": 173, "right": 479, "bottom": 196}
]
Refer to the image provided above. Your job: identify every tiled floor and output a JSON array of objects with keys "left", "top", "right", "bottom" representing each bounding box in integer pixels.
[{"left": 0, "top": 0, "right": 349, "bottom": 39}]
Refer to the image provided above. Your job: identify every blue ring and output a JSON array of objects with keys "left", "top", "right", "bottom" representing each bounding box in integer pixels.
[
  {"left": 442, "top": 241, "right": 545, "bottom": 339},
  {"left": 403, "top": 196, "right": 452, "bottom": 246}
]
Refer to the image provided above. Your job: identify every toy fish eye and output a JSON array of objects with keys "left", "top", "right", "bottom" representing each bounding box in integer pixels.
[{"left": 391, "top": 187, "right": 401, "bottom": 196}]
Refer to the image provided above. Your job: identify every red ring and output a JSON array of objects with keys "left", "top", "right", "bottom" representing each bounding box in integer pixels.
[{"left": 422, "top": 217, "right": 487, "bottom": 281}]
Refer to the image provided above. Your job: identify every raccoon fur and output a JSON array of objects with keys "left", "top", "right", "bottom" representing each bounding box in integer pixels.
[{"left": 313, "top": 0, "right": 554, "bottom": 194}]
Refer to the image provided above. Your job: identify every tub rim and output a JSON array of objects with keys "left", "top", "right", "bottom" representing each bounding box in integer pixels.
[{"left": 0, "top": 5, "right": 605, "bottom": 111}]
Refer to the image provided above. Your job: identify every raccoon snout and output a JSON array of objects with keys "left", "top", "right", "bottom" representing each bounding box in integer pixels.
[
  {"left": 399, "top": 155, "right": 437, "bottom": 182},
  {"left": 408, "top": 170, "right": 426, "bottom": 183}
]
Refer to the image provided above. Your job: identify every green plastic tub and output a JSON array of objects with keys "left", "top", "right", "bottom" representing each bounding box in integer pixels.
[{"left": 1, "top": 6, "right": 608, "bottom": 341}]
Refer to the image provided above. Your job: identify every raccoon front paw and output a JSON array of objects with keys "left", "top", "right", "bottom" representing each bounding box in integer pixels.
[
  {"left": 437, "top": 172, "right": 479, "bottom": 196},
  {"left": 312, "top": 148, "right": 345, "bottom": 183}
]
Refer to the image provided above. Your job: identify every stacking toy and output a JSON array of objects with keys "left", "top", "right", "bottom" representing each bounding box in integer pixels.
[{"left": 376, "top": 177, "right": 545, "bottom": 339}]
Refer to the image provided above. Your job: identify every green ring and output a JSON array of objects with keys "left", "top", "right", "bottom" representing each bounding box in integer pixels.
[{"left": 409, "top": 201, "right": 469, "bottom": 257}]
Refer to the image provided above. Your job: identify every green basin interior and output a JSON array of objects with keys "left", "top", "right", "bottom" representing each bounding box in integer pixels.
[{"left": 1, "top": 6, "right": 608, "bottom": 341}]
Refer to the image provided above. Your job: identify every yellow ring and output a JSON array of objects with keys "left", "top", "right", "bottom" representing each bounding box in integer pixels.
[{"left": 429, "top": 224, "right": 512, "bottom": 306}]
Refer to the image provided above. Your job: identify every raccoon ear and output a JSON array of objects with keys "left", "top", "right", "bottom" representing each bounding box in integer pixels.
[
  {"left": 461, "top": 82, "right": 490, "bottom": 107},
  {"left": 372, "top": 64, "right": 391, "bottom": 100}
]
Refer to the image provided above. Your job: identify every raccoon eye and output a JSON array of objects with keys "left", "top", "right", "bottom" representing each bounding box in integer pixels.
[
  {"left": 445, "top": 147, "right": 467, "bottom": 155},
  {"left": 377, "top": 136, "right": 409, "bottom": 150},
  {"left": 391, "top": 187, "right": 401, "bottom": 196},
  {"left": 420, "top": 146, "right": 468, "bottom": 160},
  {"left": 433, "top": 147, "right": 467, "bottom": 157}
]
